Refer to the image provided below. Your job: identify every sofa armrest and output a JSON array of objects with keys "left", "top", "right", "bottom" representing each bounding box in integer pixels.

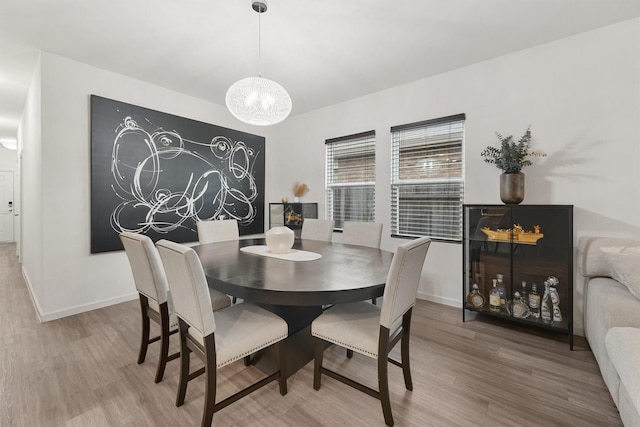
[{"left": 578, "top": 236, "right": 640, "bottom": 278}]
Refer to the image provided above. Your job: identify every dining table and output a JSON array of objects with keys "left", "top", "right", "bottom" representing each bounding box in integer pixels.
[{"left": 194, "top": 237, "right": 394, "bottom": 375}]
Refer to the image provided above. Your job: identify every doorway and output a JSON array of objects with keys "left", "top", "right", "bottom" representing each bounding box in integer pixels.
[{"left": 0, "top": 171, "right": 14, "bottom": 242}]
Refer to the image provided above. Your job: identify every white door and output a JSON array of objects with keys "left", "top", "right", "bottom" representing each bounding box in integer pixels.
[{"left": 0, "top": 171, "right": 14, "bottom": 242}]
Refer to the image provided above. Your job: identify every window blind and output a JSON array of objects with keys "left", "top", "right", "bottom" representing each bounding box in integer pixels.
[
  {"left": 391, "top": 114, "right": 465, "bottom": 241},
  {"left": 326, "top": 131, "right": 376, "bottom": 230}
]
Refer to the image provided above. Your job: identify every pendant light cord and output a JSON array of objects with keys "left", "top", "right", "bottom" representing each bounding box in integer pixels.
[{"left": 258, "top": 7, "right": 262, "bottom": 78}]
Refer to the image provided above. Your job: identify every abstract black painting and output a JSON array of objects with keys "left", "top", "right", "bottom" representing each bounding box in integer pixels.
[{"left": 90, "top": 95, "right": 265, "bottom": 253}]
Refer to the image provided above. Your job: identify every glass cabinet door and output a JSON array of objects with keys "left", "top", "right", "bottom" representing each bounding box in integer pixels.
[{"left": 463, "top": 204, "right": 574, "bottom": 348}]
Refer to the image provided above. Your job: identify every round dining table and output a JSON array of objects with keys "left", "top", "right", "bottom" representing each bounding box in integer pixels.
[
  {"left": 194, "top": 237, "right": 394, "bottom": 376},
  {"left": 194, "top": 237, "right": 394, "bottom": 307}
]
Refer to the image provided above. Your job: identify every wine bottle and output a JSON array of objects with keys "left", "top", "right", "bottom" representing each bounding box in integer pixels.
[{"left": 489, "top": 279, "right": 500, "bottom": 312}]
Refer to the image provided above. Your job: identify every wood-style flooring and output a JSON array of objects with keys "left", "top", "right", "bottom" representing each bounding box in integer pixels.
[{"left": 0, "top": 243, "right": 622, "bottom": 426}]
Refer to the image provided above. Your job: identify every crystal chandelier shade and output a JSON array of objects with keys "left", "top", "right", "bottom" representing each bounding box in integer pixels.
[{"left": 225, "top": 1, "right": 292, "bottom": 126}]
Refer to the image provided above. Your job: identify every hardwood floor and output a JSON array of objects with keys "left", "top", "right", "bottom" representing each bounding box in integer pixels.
[{"left": 0, "top": 242, "right": 622, "bottom": 426}]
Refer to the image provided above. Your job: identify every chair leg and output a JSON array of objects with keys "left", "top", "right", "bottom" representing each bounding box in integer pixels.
[
  {"left": 400, "top": 310, "right": 413, "bottom": 391},
  {"left": 313, "top": 337, "right": 324, "bottom": 390},
  {"left": 243, "top": 355, "right": 251, "bottom": 366},
  {"left": 176, "top": 320, "right": 191, "bottom": 407},
  {"left": 202, "top": 335, "right": 217, "bottom": 427},
  {"left": 378, "top": 326, "right": 394, "bottom": 426},
  {"left": 346, "top": 349, "right": 354, "bottom": 359},
  {"left": 155, "top": 302, "right": 171, "bottom": 383},
  {"left": 276, "top": 340, "right": 288, "bottom": 395},
  {"left": 138, "top": 295, "right": 150, "bottom": 364},
  {"left": 378, "top": 355, "right": 394, "bottom": 427}
]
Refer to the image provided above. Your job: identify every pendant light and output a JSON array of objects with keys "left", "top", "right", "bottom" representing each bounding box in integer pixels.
[{"left": 225, "top": 1, "right": 292, "bottom": 126}]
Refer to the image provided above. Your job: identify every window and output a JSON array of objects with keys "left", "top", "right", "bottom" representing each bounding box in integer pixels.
[
  {"left": 326, "top": 131, "right": 375, "bottom": 230},
  {"left": 391, "top": 114, "right": 465, "bottom": 241}
]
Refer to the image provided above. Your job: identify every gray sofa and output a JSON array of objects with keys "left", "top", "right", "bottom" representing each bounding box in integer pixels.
[{"left": 578, "top": 236, "right": 640, "bottom": 426}]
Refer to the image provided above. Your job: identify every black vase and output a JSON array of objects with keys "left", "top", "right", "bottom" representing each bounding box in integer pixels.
[{"left": 500, "top": 172, "right": 525, "bottom": 204}]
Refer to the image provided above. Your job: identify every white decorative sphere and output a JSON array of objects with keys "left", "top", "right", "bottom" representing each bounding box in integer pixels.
[{"left": 265, "top": 226, "right": 295, "bottom": 253}]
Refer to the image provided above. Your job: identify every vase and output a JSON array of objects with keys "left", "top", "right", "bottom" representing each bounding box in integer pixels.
[
  {"left": 500, "top": 172, "right": 525, "bottom": 204},
  {"left": 265, "top": 226, "right": 295, "bottom": 253}
]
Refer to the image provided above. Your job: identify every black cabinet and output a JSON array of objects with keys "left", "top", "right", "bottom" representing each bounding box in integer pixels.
[
  {"left": 269, "top": 203, "right": 318, "bottom": 238},
  {"left": 462, "top": 204, "right": 574, "bottom": 349}
]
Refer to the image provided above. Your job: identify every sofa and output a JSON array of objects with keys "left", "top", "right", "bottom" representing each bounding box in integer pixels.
[{"left": 578, "top": 236, "right": 640, "bottom": 426}]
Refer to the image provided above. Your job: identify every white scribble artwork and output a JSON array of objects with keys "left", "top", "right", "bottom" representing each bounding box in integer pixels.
[{"left": 109, "top": 116, "right": 259, "bottom": 234}]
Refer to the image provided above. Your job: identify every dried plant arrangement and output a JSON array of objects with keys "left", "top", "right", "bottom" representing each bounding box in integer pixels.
[{"left": 293, "top": 182, "right": 309, "bottom": 198}]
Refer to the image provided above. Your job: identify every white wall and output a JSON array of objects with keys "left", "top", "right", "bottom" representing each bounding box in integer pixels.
[
  {"left": 20, "top": 18, "right": 639, "bottom": 333},
  {"left": 25, "top": 51, "right": 270, "bottom": 320},
  {"left": 265, "top": 18, "right": 640, "bottom": 333},
  {"left": 0, "top": 148, "right": 17, "bottom": 170},
  {"left": 19, "top": 55, "right": 43, "bottom": 313}
]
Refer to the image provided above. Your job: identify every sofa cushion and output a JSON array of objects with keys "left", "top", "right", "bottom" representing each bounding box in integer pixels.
[
  {"left": 601, "top": 246, "right": 640, "bottom": 300},
  {"left": 578, "top": 236, "right": 640, "bottom": 278},
  {"left": 584, "top": 277, "right": 640, "bottom": 404},
  {"left": 605, "top": 327, "right": 640, "bottom": 425}
]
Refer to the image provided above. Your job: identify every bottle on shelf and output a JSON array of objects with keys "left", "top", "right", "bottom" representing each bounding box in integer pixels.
[
  {"left": 528, "top": 283, "right": 540, "bottom": 319},
  {"left": 489, "top": 279, "right": 501, "bottom": 312},
  {"left": 520, "top": 281, "right": 528, "bottom": 308},
  {"left": 541, "top": 280, "right": 553, "bottom": 324},
  {"left": 511, "top": 291, "right": 530, "bottom": 319},
  {"left": 496, "top": 273, "right": 506, "bottom": 309},
  {"left": 548, "top": 276, "right": 562, "bottom": 322},
  {"left": 466, "top": 283, "right": 486, "bottom": 308}
]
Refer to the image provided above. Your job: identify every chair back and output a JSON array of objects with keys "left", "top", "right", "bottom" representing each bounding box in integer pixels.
[
  {"left": 156, "top": 240, "right": 216, "bottom": 337},
  {"left": 379, "top": 237, "right": 431, "bottom": 329},
  {"left": 301, "top": 218, "right": 335, "bottom": 241},
  {"left": 197, "top": 219, "right": 239, "bottom": 244},
  {"left": 120, "top": 232, "right": 169, "bottom": 304},
  {"left": 342, "top": 221, "right": 383, "bottom": 248}
]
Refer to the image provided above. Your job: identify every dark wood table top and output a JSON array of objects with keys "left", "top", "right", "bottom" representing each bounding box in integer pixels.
[{"left": 194, "top": 238, "right": 394, "bottom": 306}]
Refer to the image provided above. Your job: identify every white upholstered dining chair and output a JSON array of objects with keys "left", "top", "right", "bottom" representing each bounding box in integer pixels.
[
  {"left": 301, "top": 218, "right": 335, "bottom": 241},
  {"left": 120, "top": 232, "right": 231, "bottom": 384},
  {"left": 156, "top": 239, "right": 289, "bottom": 427},
  {"left": 342, "top": 221, "right": 383, "bottom": 248},
  {"left": 196, "top": 219, "right": 239, "bottom": 244},
  {"left": 197, "top": 219, "right": 240, "bottom": 303},
  {"left": 311, "top": 237, "right": 431, "bottom": 427},
  {"left": 342, "top": 221, "right": 384, "bottom": 307}
]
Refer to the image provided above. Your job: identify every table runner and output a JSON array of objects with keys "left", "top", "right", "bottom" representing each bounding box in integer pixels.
[{"left": 240, "top": 245, "right": 322, "bottom": 261}]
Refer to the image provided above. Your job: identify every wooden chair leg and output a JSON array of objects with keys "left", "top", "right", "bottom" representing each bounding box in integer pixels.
[
  {"left": 138, "top": 295, "right": 150, "bottom": 364},
  {"left": 155, "top": 302, "right": 171, "bottom": 383},
  {"left": 346, "top": 349, "right": 354, "bottom": 359},
  {"left": 176, "top": 320, "right": 191, "bottom": 407},
  {"left": 313, "top": 337, "right": 324, "bottom": 390},
  {"left": 243, "top": 355, "right": 251, "bottom": 366},
  {"left": 202, "top": 335, "right": 217, "bottom": 427},
  {"left": 276, "top": 340, "right": 288, "bottom": 395},
  {"left": 378, "top": 327, "right": 394, "bottom": 426},
  {"left": 400, "top": 310, "right": 413, "bottom": 390}
]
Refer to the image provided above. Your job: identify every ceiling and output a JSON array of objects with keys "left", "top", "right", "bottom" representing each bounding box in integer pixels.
[{"left": 0, "top": 0, "right": 639, "bottom": 143}]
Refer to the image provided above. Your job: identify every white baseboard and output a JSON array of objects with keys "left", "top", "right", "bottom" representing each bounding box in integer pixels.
[
  {"left": 22, "top": 266, "right": 43, "bottom": 323},
  {"left": 21, "top": 267, "right": 138, "bottom": 322},
  {"left": 417, "top": 291, "right": 461, "bottom": 308},
  {"left": 39, "top": 292, "right": 138, "bottom": 322}
]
